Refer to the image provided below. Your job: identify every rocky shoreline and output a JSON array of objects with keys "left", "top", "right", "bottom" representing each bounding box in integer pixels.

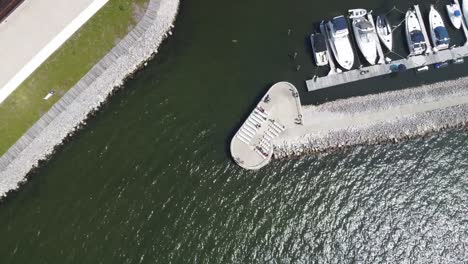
[
  {"left": 273, "top": 77, "right": 468, "bottom": 159},
  {"left": 0, "top": 0, "right": 180, "bottom": 198}
]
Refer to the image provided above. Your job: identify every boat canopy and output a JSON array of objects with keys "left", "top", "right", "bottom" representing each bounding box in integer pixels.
[
  {"left": 333, "top": 16, "right": 348, "bottom": 32},
  {"left": 410, "top": 30, "right": 425, "bottom": 44},
  {"left": 313, "top": 34, "right": 327, "bottom": 52},
  {"left": 455, "top": 10, "right": 461, "bottom": 17},
  {"left": 434, "top": 27, "right": 450, "bottom": 45}
]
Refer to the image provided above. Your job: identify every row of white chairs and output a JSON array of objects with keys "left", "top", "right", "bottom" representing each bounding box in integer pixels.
[{"left": 237, "top": 107, "right": 269, "bottom": 146}]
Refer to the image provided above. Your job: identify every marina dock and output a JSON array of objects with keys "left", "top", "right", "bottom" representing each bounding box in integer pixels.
[
  {"left": 306, "top": 3, "right": 468, "bottom": 92},
  {"left": 230, "top": 82, "right": 303, "bottom": 170}
]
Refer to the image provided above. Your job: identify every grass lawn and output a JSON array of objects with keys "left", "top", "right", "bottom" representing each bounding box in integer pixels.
[{"left": 0, "top": 0, "right": 149, "bottom": 155}]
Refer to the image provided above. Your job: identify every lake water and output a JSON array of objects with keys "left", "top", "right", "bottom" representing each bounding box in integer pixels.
[{"left": 1, "top": 0, "right": 468, "bottom": 262}]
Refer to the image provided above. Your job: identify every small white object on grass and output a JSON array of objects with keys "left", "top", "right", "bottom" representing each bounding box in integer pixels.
[{"left": 43, "top": 90, "right": 56, "bottom": 100}]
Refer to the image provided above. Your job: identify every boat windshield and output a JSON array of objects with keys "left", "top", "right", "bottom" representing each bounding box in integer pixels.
[
  {"left": 434, "top": 27, "right": 449, "bottom": 43},
  {"left": 410, "top": 30, "right": 424, "bottom": 44}
]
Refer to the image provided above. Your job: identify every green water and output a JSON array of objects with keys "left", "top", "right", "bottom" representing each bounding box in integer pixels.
[{"left": 1, "top": 0, "right": 468, "bottom": 262}]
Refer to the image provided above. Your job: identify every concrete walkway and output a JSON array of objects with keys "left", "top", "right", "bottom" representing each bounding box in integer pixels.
[{"left": 0, "top": 0, "right": 108, "bottom": 104}]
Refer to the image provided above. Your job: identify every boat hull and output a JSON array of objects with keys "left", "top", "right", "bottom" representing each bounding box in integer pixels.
[
  {"left": 310, "top": 34, "right": 329, "bottom": 67},
  {"left": 430, "top": 6, "right": 450, "bottom": 51},
  {"left": 352, "top": 18, "right": 378, "bottom": 65},
  {"left": 406, "top": 10, "right": 426, "bottom": 56},
  {"left": 326, "top": 20, "right": 355, "bottom": 70}
]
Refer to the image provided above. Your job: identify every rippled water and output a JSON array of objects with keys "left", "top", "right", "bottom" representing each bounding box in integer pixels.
[{"left": 1, "top": 0, "right": 468, "bottom": 263}]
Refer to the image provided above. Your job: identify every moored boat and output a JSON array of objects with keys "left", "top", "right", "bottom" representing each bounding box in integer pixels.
[
  {"left": 446, "top": 1, "right": 462, "bottom": 29},
  {"left": 376, "top": 15, "right": 393, "bottom": 51},
  {"left": 406, "top": 9, "right": 427, "bottom": 56},
  {"left": 326, "top": 16, "right": 355, "bottom": 70},
  {"left": 429, "top": 5, "right": 450, "bottom": 51},
  {"left": 349, "top": 9, "right": 378, "bottom": 65},
  {"left": 310, "top": 33, "right": 329, "bottom": 67}
]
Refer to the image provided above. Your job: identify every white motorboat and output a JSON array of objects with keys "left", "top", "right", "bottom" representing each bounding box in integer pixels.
[
  {"left": 376, "top": 15, "right": 393, "bottom": 51},
  {"left": 406, "top": 10, "right": 427, "bottom": 56},
  {"left": 463, "top": 0, "right": 468, "bottom": 27},
  {"left": 429, "top": 5, "right": 450, "bottom": 51},
  {"left": 326, "top": 16, "right": 355, "bottom": 70},
  {"left": 351, "top": 15, "right": 378, "bottom": 65},
  {"left": 446, "top": 1, "right": 462, "bottom": 29},
  {"left": 348, "top": 8, "right": 367, "bottom": 19},
  {"left": 310, "top": 33, "right": 329, "bottom": 67}
]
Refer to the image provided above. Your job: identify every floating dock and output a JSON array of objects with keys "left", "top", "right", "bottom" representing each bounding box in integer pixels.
[
  {"left": 414, "top": 5, "right": 433, "bottom": 53},
  {"left": 306, "top": 4, "right": 468, "bottom": 92},
  {"left": 230, "top": 82, "right": 303, "bottom": 170}
]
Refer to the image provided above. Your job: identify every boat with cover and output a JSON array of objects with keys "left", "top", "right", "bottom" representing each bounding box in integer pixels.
[
  {"left": 349, "top": 9, "right": 378, "bottom": 65},
  {"left": 376, "top": 15, "right": 393, "bottom": 51},
  {"left": 446, "top": 1, "right": 462, "bottom": 29},
  {"left": 310, "top": 33, "right": 329, "bottom": 67},
  {"left": 429, "top": 5, "right": 450, "bottom": 51},
  {"left": 326, "top": 16, "right": 355, "bottom": 70},
  {"left": 406, "top": 10, "right": 427, "bottom": 55}
]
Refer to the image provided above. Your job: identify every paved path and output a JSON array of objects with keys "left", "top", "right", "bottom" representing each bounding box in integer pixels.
[{"left": 0, "top": 0, "right": 108, "bottom": 103}]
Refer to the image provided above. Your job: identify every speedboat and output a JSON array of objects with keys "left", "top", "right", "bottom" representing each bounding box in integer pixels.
[
  {"left": 310, "top": 33, "right": 329, "bottom": 67},
  {"left": 429, "top": 5, "right": 450, "bottom": 51},
  {"left": 463, "top": 0, "right": 468, "bottom": 27},
  {"left": 326, "top": 16, "right": 355, "bottom": 70},
  {"left": 349, "top": 10, "right": 378, "bottom": 65},
  {"left": 406, "top": 10, "right": 427, "bottom": 56},
  {"left": 446, "top": 1, "right": 462, "bottom": 29},
  {"left": 376, "top": 15, "right": 393, "bottom": 51}
]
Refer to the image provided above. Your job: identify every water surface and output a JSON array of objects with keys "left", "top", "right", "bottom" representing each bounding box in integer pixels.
[{"left": 1, "top": 0, "right": 468, "bottom": 262}]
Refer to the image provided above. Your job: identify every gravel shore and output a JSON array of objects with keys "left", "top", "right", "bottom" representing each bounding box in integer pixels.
[
  {"left": 274, "top": 77, "right": 468, "bottom": 158},
  {"left": 0, "top": 0, "right": 179, "bottom": 197}
]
